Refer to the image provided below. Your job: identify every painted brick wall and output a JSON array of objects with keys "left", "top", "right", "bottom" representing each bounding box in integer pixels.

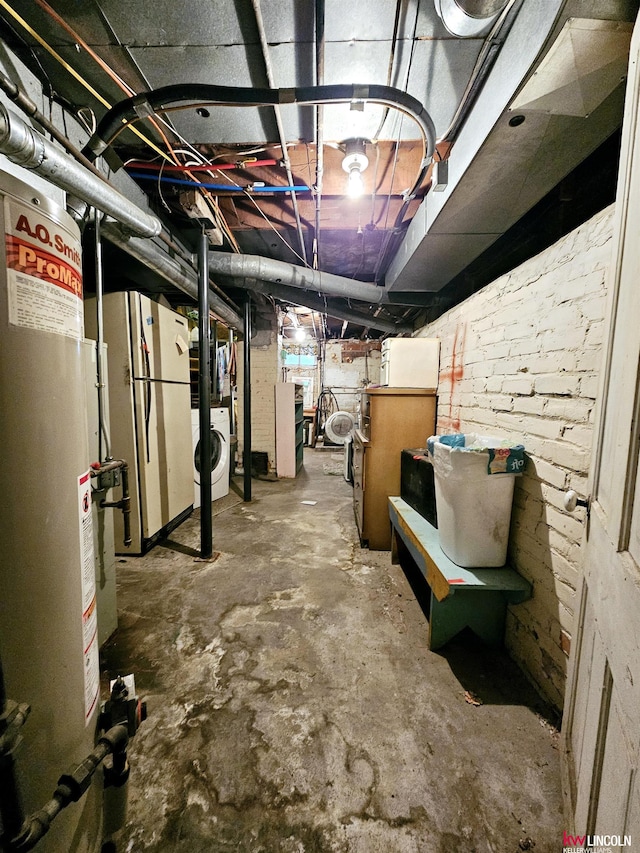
[
  {"left": 237, "top": 331, "right": 279, "bottom": 471},
  {"left": 323, "top": 340, "right": 382, "bottom": 413},
  {"left": 415, "top": 205, "right": 614, "bottom": 710}
]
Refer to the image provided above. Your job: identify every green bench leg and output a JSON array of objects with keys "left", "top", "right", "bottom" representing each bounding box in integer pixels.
[{"left": 428, "top": 590, "right": 508, "bottom": 650}]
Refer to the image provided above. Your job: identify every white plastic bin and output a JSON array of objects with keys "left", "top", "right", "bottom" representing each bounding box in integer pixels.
[{"left": 427, "top": 434, "right": 525, "bottom": 568}]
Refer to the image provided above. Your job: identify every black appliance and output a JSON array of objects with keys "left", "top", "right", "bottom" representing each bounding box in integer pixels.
[{"left": 400, "top": 448, "right": 438, "bottom": 528}]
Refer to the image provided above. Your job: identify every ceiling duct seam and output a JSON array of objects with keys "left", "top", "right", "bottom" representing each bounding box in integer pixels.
[{"left": 250, "top": 0, "right": 307, "bottom": 266}]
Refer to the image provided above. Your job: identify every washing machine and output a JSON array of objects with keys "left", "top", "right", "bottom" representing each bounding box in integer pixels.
[{"left": 192, "top": 407, "right": 230, "bottom": 506}]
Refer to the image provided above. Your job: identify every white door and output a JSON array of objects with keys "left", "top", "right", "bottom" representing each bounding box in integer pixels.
[{"left": 562, "top": 17, "right": 640, "bottom": 840}]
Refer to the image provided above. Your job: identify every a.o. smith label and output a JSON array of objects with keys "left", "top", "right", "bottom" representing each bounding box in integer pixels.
[{"left": 4, "top": 195, "right": 83, "bottom": 339}]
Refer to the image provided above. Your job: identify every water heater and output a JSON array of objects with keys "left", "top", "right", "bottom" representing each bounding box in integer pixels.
[{"left": 0, "top": 171, "right": 102, "bottom": 851}]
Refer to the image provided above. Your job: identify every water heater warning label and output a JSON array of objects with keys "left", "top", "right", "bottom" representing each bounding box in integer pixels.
[
  {"left": 4, "top": 196, "right": 83, "bottom": 339},
  {"left": 78, "top": 470, "right": 99, "bottom": 722}
]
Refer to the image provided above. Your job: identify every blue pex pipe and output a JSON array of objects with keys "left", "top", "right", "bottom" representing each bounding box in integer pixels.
[{"left": 127, "top": 172, "right": 310, "bottom": 193}]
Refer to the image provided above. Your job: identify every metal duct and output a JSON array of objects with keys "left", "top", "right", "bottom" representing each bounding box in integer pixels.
[
  {"left": 434, "top": 0, "right": 510, "bottom": 37},
  {"left": 0, "top": 104, "right": 161, "bottom": 239},
  {"left": 235, "top": 277, "right": 411, "bottom": 335},
  {"left": 101, "top": 223, "right": 242, "bottom": 329},
  {"left": 209, "top": 252, "right": 381, "bottom": 303},
  {"left": 208, "top": 252, "right": 428, "bottom": 308}
]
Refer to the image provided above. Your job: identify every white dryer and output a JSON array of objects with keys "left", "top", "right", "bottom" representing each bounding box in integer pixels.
[{"left": 191, "top": 407, "right": 230, "bottom": 506}]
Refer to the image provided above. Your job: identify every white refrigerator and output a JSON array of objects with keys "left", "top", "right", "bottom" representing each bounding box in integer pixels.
[{"left": 85, "top": 291, "right": 193, "bottom": 554}]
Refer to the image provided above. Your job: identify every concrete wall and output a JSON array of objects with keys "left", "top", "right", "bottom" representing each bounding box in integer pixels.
[
  {"left": 237, "top": 330, "right": 279, "bottom": 472},
  {"left": 416, "top": 205, "right": 614, "bottom": 710}
]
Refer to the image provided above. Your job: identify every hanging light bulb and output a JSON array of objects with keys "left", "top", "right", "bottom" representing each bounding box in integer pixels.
[
  {"left": 347, "top": 166, "right": 365, "bottom": 198},
  {"left": 294, "top": 327, "right": 306, "bottom": 342},
  {"left": 342, "top": 139, "right": 369, "bottom": 199}
]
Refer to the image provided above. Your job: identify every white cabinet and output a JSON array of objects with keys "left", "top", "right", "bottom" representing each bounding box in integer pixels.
[
  {"left": 380, "top": 337, "right": 440, "bottom": 389},
  {"left": 275, "top": 382, "right": 304, "bottom": 477}
]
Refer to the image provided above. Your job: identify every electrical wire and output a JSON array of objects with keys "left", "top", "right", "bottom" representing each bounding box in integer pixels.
[
  {"left": 31, "top": 0, "right": 183, "bottom": 163},
  {"left": 0, "top": 0, "right": 172, "bottom": 162},
  {"left": 372, "top": 0, "right": 420, "bottom": 280},
  {"left": 241, "top": 191, "right": 309, "bottom": 266},
  {"left": 437, "top": 0, "right": 521, "bottom": 144},
  {"left": 182, "top": 157, "right": 309, "bottom": 265},
  {"left": 19, "top": 0, "right": 242, "bottom": 251},
  {"left": 128, "top": 173, "right": 310, "bottom": 193},
  {"left": 371, "top": 0, "right": 403, "bottom": 142}
]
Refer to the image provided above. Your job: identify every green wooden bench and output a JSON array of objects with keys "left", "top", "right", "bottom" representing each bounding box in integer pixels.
[{"left": 388, "top": 496, "right": 532, "bottom": 651}]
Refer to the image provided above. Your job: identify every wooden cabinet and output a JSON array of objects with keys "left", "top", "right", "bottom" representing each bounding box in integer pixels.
[
  {"left": 353, "top": 388, "right": 436, "bottom": 550},
  {"left": 275, "top": 382, "right": 304, "bottom": 477}
]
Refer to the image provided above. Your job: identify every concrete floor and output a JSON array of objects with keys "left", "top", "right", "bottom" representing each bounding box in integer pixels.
[{"left": 101, "top": 449, "right": 563, "bottom": 853}]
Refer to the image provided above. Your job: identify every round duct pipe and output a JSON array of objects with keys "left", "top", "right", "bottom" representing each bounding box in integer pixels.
[
  {"left": 0, "top": 104, "right": 161, "bottom": 239},
  {"left": 434, "top": 0, "right": 510, "bottom": 37},
  {"left": 233, "top": 276, "right": 412, "bottom": 335},
  {"left": 209, "top": 252, "right": 385, "bottom": 305},
  {"left": 101, "top": 223, "right": 242, "bottom": 329}
]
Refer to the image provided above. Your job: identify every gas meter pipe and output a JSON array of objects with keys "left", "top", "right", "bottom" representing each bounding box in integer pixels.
[
  {"left": 7, "top": 725, "right": 129, "bottom": 852},
  {"left": 91, "top": 460, "right": 132, "bottom": 548}
]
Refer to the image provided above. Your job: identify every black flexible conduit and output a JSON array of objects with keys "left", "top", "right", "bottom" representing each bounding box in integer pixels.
[{"left": 82, "top": 83, "right": 436, "bottom": 202}]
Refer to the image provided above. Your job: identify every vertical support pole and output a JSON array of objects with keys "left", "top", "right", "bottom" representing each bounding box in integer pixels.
[
  {"left": 243, "top": 294, "right": 252, "bottom": 502},
  {"left": 198, "top": 230, "right": 213, "bottom": 558},
  {"left": 228, "top": 328, "right": 236, "bottom": 436},
  {"left": 212, "top": 320, "right": 218, "bottom": 403},
  {"left": 94, "top": 210, "right": 110, "bottom": 462}
]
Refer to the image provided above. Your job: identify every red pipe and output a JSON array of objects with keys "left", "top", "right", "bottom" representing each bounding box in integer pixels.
[{"left": 125, "top": 159, "right": 277, "bottom": 173}]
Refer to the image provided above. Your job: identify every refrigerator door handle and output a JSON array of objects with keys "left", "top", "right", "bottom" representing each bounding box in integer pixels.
[{"left": 138, "top": 294, "right": 152, "bottom": 464}]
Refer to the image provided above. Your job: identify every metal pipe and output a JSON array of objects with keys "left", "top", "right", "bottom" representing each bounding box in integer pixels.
[
  {"left": 9, "top": 725, "right": 129, "bottom": 852},
  {"left": 314, "top": 0, "right": 325, "bottom": 271},
  {"left": 0, "top": 104, "right": 161, "bottom": 239},
  {"left": 228, "top": 329, "right": 236, "bottom": 436},
  {"left": 209, "top": 252, "right": 381, "bottom": 303},
  {"left": 156, "top": 229, "right": 240, "bottom": 314},
  {"left": 0, "top": 70, "right": 107, "bottom": 181},
  {"left": 198, "top": 230, "right": 213, "bottom": 559},
  {"left": 236, "top": 277, "right": 411, "bottom": 334},
  {"left": 208, "top": 251, "right": 430, "bottom": 308},
  {"left": 243, "top": 295, "right": 252, "bottom": 503},
  {"left": 101, "top": 222, "right": 242, "bottom": 329},
  {"left": 250, "top": 0, "right": 307, "bottom": 266},
  {"left": 212, "top": 320, "right": 218, "bottom": 402},
  {"left": 93, "top": 212, "right": 111, "bottom": 462},
  {"left": 92, "top": 460, "right": 132, "bottom": 547}
]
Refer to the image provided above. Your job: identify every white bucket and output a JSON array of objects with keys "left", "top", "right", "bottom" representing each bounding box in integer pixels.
[{"left": 428, "top": 435, "right": 520, "bottom": 567}]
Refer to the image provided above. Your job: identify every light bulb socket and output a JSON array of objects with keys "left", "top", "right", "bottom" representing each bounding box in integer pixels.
[{"left": 341, "top": 138, "right": 369, "bottom": 175}]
